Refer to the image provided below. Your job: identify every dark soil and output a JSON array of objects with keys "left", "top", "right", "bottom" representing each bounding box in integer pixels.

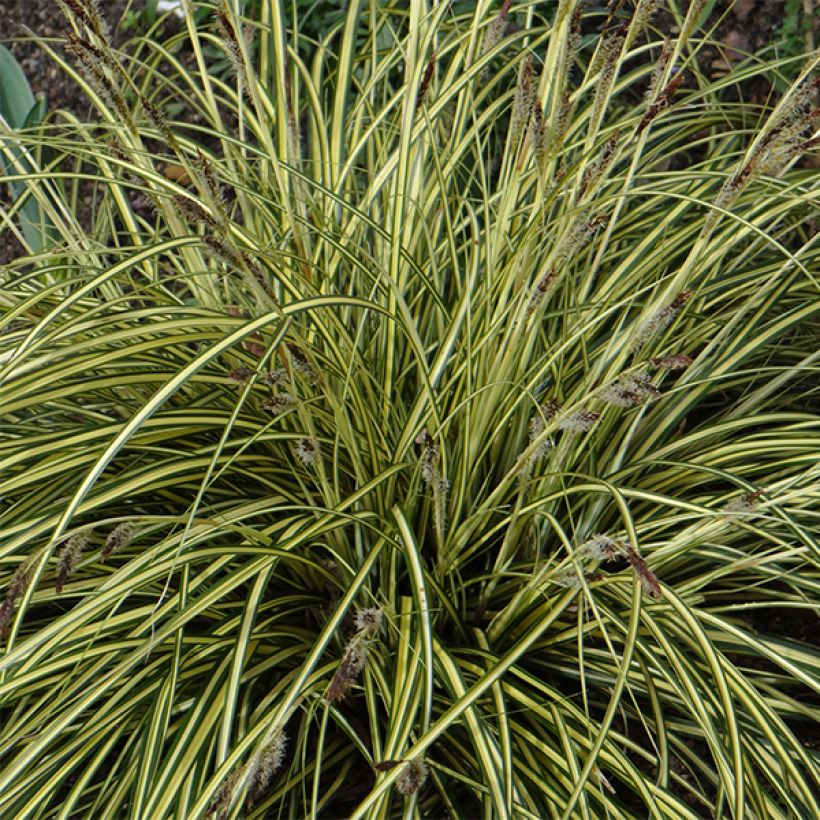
[{"left": 1, "top": 0, "right": 130, "bottom": 120}]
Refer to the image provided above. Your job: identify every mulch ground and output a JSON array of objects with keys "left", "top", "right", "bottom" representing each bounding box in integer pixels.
[{"left": 2, "top": 0, "right": 130, "bottom": 119}]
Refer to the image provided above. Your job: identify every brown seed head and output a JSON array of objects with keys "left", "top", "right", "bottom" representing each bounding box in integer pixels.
[
  {"left": 262, "top": 394, "right": 297, "bottom": 416},
  {"left": 227, "top": 366, "right": 255, "bottom": 384},
  {"left": 558, "top": 408, "right": 600, "bottom": 433},
  {"left": 294, "top": 437, "right": 320, "bottom": 467},
  {"left": 396, "top": 758, "right": 429, "bottom": 796},
  {"left": 580, "top": 534, "right": 624, "bottom": 562},
  {"left": 416, "top": 51, "right": 436, "bottom": 112},
  {"left": 649, "top": 354, "right": 692, "bottom": 370},
  {"left": 56, "top": 532, "right": 89, "bottom": 594},
  {"left": 0, "top": 562, "right": 33, "bottom": 640},
  {"left": 326, "top": 639, "right": 368, "bottom": 703},
  {"left": 245, "top": 730, "right": 287, "bottom": 808},
  {"left": 101, "top": 522, "right": 138, "bottom": 562}
]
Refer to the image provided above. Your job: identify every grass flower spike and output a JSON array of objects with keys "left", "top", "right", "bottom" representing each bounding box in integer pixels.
[{"left": 326, "top": 607, "right": 384, "bottom": 704}]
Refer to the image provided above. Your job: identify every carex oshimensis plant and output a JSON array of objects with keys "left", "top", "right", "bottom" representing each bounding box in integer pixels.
[{"left": 0, "top": 0, "right": 818, "bottom": 816}]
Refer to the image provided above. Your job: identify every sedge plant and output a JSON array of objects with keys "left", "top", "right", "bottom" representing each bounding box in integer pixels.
[{"left": 0, "top": 0, "right": 818, "bottom": 817}]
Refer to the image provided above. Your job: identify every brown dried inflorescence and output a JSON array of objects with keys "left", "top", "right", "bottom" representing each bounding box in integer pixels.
[
  {"left": 645, "top": 39, "right": 673, "bottom": 105},
  {"left": 510, "top": 55, "right": 535, "bottom": 146},
  {"left": 523, "top": 398, "right": 600, "bottom": 473},
  {"left": 294, "top": 437, "right": 320, "bottom": 467},
  {"left": 325, "top": 642, "right": 368, "bottom": 704},
  {"left": 526, "top": 214, "right": 609, "bottom": 319},
  {"left": 481, "top": 0, "right": 513, "bottom": 59},
  {"left": 215, "top": 1, "right": 251, "bottom": 98},
  {"left": 527, "top": 399, "right": 560, "bottom": 464},
  {"left": 713, "top": 77, "right": 820, "bottom": 214},
  {"left": 396, "top": 757, "right": 429, "bottom": 796},
  {"left": 373, "top": 759, "right": 404, "bottom": 773},
  {"left": 139, "top": 94, "right": 176, "bottom": 145},
  {"left": 577, "top": 534, "right": 662, "bottom": 598},
  {"left": 0, "top": 562, "right": 33, "bottom": 640},
  {"left": 202, "top": 234, "right": 243, "bottom": 267},
  {"left": 59, "top": 0, "right": 110, "bottom": 40},
  {"left": 64, "top": 33, "right": 129, "bottom": 123},
  {"left": 194, "top": 149, "right": 225, "bottom": 210},
  {"left": 56, "top": 532, "right": 89, "bottom": 594},
  {"left": 540, "top": 397, "right": 562, "bottom": 422},
  {"left": 525, "top": 265, "right": 556, "bottom": 318},
  {"left": 64, "top": 32, "right": 118, "bottom": 74},
  {"left": 354, "top": 607, "right": 384, "bottom": 634},
  {"left": 562, "top": 214, "right": 610, "bottom": 258},
  {"left": 579, "top": 131, "right": 620, "bottom": 197},
  {"left": 205, "top": 234, "right": 274, "bottom": 303},
  {"left": 101, "top": 521, "right": 138, "bottom": 562},
  {"left": 528, "top": 96, "right": 548, "bottom": 169},
  {"left": 633, "top": 0, "right": 663, "bottom": 32},
  {"left": 239, "top": 252, "right": 276, "bottom": 301},
  {"left": 416, "top": 51, "right": 437, "bottom": 112},
  {"left": 264, "top": 369, "right": 286, "bottom": 386},
  {"left": 599, "top": 372, "right": 660, "bottom": 407},
  {"left": 227, "top": 366, "right": 256, "bottom": 384},
  {"left": 623, "top": 543, "right": 662, "bottom": 599},
  {"left": 579, "top": 533, "right": 624, "bottom": 562},
  {"left": 416, "top": 428, "right": 449, "bottom": 540},
  {"left": 551, "top": 89, "right": 573, "bottom": 155},
  {"left": 285, "top": 342, "right": 320, "bottom": 384},
  {"left": 416, "top": 428, "right": 439, "bottom": 486},
  {"left": 721, "top": 490, "right": 763, "bottom": 517},
  {"left": 588, "top": 23, "right": 626, "bottom": 129},
  {"left": 245, "top": 730, "right": 288, "bottom": 809},
  {"left": 638, "top": 73, "right": 684, "bottom": 134},
  {"left": 205, "top": 766, "right": 244, "bottom": 819},
  {"left": 634, "top": 290, "right": 693, "bottom": 347},
  {"left": 326, "top": 607, "right": 384, "bottom": 703},
  {"left": 565, "top": 4, "right": 583, "bottom": 73},
  {"left": 558, "top": 408, "right": 601, "bottom": 433},
  {"left": 649, "top": 353, "right": 693, "bottom": 370},
  {"left": 175, "top": 194, "right": 217, "bottom": 226},
  {"left": 262, "top": 394, "right": 297, "bottom": 416}
]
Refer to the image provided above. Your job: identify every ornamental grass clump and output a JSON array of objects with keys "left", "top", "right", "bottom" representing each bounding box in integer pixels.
[{"left": 0, "top": 0, "right": 818, "bottom": 817}]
